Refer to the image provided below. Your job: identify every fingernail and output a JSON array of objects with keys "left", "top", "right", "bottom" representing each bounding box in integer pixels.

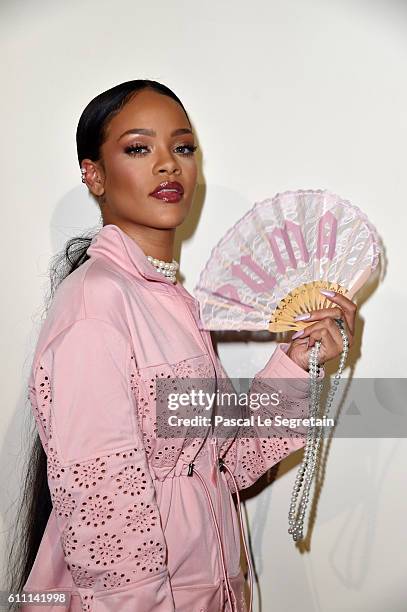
[
  {"left": 292, "top": 329, "right": 305, "bottom": 339},
  {"left": 294, "top": 313, "right": 311, "bottom": 321},
  {"left": 319, "top": 289, "right": 336, "bottom": 297}
]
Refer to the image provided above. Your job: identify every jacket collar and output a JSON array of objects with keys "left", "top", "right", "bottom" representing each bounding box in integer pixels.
[
  {"left": 87, "top": 223, "right": 178, "bottom": 286},
  {"left": 87, "top": 223, "right": 207, "bottom": 328}
]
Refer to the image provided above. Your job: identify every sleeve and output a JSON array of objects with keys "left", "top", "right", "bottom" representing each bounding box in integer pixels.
[
  {"left": 36, "top": 318, "right": 175, "bottom": 611},
  {"left": 216, "top": 342, "right": 325, "bottom": 493}
]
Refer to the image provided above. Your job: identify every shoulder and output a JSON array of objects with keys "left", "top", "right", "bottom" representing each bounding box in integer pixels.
[
  {"left": 53, "top": 256, "right": 133, "bottom": 324},
  {"left": 31, "top": 316, "right": 133, "bottom": 389},
  {"left": 31, "top": 258, "right": 133, "bottom": 375},
  {"left": 82, "top": 256, "right": 130, "bottom": 320}
]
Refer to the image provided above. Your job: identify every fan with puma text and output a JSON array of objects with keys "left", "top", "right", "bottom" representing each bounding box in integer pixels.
[{"left": 193, "top": 189, "right": 381, "bottom": 332}]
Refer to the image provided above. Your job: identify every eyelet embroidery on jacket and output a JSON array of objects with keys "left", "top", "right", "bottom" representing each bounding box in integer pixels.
[
  {"left": 102, "top": 570, "right": 133, "bottom": 588},
  {"left": 79, "top": 494, "right": 115, "bottom": 527},
  {"left": 29, "top": 364, "right": 51, "bottom": 439},
  {"left": 260, "top": 437, "right": 291, "bottom": 464},
  {"left": 71, "top": 458, "right": 108, "bottom": 489},
  {"left": 131, "top": 370, "right": 149, "bottom": 417},
  {"left": 172, "top": 359, "right": 195, "bottom": 378},
  {"left": 180, "top": 437, "right": 208, "bottom": 462},
  {"left": 78, "top": 592, "right": 93, "bottom": 612},
  {"left": 66, "top": 563, "right": 96, "bottom": 588},
  {"left": 87, "top": 531, "right": 128, "bottom": 566},
  {"left": 61, "top": 524, "right": 78, "bottom": 557},
  {"left": 134, "top": 539, "right": 165, "bottom": 573},
  {"left": 197, "top": 361, "right": 216, "bottom": 379},
  {"left": 51, "top": 486, "right": 76, "bottom": 518},
  {"left": 122, "top": 500, "right": 159, "bottom": 535},
  {"left": 47, "top": 445, "right": 66, "bottom": 481},
  {"left": 142, "top": 432, "right": 153, "bottom": 459},
  {"left": 111, "top": 464, "right": 148, "bottom": 496},
  {"left": 153, "top": 444, "right": 183, "bottom": 468},
  {"left": 29, "top": 340, "right": 310, "bottom": 602},
  {"left": 223, "top": 432, "right": 302, "bottom": 492},
  {"left": 130, "top": 354, "right": 216, "bottom": 468},
  {"left": 239, "top": 443, "right": 266, "bottom": 478},
  {"left": 214, "top": 364, "right": 309, "bottom": 492},
  {"left": 123, "top": 502, "right": 160, "bottom": 534},
  {"left": 29, "top": 360, "right": 172, "bottom": 592},
  {"left": 130, "top": 353, "right": 213, "bottom": 465}
]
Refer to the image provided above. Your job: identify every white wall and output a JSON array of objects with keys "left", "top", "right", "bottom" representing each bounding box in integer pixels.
[{"left": 1, "top": 1, "right": 406, "bottom": 610}]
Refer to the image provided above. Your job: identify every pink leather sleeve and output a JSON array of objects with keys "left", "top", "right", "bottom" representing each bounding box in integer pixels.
[
  {"left": 34, "top": 318, "right": 175, "bottom": 611},
  {"left": 217, "top": 342, "right": 325, "bottom": 492}
]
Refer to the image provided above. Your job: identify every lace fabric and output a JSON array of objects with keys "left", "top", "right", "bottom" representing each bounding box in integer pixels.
[{"left": 194, "top": 189, "right": 382, "bottom": 331}]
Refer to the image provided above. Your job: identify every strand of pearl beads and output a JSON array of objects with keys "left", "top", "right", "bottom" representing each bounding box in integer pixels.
[
  {"left": 146, "top": 255, "right": 179, "bottom": 283},
  {"left": 288, "top": 317, "right": 349, "bottom": 542}
]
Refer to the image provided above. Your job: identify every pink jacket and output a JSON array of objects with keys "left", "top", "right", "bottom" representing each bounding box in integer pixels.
[{"left": 23, "top": 223, "right": 324, "bottom": 612}]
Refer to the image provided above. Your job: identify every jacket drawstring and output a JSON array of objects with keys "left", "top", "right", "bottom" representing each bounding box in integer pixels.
[
  {"left": 192, "top": 465, "right": 234, "bottom": 611},
  {"left": 220, "top": 459, "right": 254, "bottom": 612},
  {"left": 191, "top": 458, "right": 254, "bottom": 612}
]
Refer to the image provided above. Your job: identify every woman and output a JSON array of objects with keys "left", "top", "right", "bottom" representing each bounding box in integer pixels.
[{"left": 11, "top": 79, "right": 357, "bottom": 611}]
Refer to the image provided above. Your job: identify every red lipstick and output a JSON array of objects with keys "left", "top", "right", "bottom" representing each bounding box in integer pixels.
[{"left": 149, "top": 181, "right": 184, "bottom": 203}]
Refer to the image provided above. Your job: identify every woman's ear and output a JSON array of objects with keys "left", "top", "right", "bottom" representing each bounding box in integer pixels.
[{"left": 80, "top": 158, "right": 105, "bottom": 198}]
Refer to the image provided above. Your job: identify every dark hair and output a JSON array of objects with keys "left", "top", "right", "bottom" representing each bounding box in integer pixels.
[{"left": 6, "top": 79, "right": 190, "bottom": 601}]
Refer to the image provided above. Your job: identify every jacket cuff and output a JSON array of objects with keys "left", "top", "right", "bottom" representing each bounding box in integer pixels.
[{"left": 255, "top": 342, "right": 325, "bottom": 399}]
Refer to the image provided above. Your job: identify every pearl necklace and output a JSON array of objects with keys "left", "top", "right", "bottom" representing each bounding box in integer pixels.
[
  {"left": 146, "top": 255, "right": 179, "bottom": 283},
  {"left": 288, "top": 317, "right": 349, "bottom": 542}
]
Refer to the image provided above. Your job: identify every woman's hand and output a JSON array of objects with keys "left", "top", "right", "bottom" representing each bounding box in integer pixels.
[{"left": 285, "top": 290, "right": 357, "bottom": 372}]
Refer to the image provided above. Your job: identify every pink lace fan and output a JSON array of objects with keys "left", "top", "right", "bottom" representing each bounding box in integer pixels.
[{"left": 194, "top": 189, "right": 381, "bottom": 332}]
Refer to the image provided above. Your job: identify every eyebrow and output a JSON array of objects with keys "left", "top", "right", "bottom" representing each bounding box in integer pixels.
[{"left": 117, "top": 127, "right": 193, "bottom": 141}]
